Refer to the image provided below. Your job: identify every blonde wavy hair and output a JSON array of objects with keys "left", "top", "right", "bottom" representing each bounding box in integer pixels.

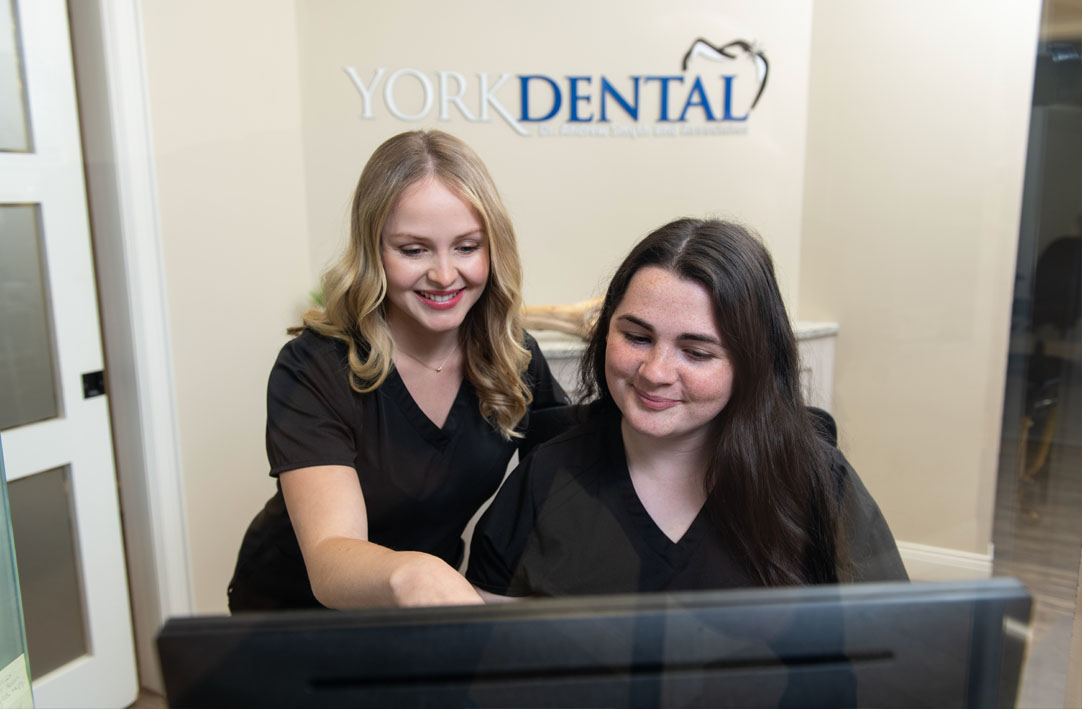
[{"left": 298, "top": 130, "right": 531, "bottom": 439}]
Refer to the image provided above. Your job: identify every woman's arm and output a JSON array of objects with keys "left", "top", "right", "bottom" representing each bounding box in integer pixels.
[
  {"left": 830, "top": 451, "right": 909, "bottom": 583},
  {"left": 280, "top": 465, "right": 483, "bottom": 608}
]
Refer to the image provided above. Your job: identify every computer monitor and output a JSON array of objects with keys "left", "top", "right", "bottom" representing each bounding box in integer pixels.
[{"left": 157, "top": 578, "right": 1030, "bottom": 708}]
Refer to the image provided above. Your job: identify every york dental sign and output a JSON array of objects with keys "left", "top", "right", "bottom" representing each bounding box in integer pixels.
[{"left": 344, "top": 38, "right": 769, "bottom": 137}]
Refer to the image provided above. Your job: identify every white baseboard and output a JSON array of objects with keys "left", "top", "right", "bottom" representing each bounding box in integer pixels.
[{"left": 897, "top": 541, "right": 994, "bottom": 582}]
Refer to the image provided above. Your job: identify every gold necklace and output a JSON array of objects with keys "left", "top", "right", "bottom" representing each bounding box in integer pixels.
[{"left": 396, "top": 343, "right": 459, "bottom": 373}]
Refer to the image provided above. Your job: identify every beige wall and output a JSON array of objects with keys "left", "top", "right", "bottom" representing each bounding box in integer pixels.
[
  {"left": 294, "top": 0, "right": 815, "bottom": 309},
  {"left": 132, "top": 0, "right": 1040, "bottom": 613},
  {"left": 138, "top": 0, "right": 312, "bottom": 611},
  {"left": 141, "top": 0, "right": 817, "bottom": 613},
  {"left": 798, "top": 0, "right": 1041, "bottom": 553}
]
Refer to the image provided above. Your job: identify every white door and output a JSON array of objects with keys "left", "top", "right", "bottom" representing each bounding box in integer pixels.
[{"left": 0, "top": 0, "right": 137, "bottom": 705}]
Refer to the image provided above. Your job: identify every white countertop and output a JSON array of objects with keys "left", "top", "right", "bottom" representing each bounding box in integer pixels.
[{"left": 530, "top": 321, "right": 839, "bottom": 355}]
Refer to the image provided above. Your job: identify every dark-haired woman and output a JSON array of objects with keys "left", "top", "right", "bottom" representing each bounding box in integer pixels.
[{"left": 467, "top": 218, "right": 905, "bottom": 598}]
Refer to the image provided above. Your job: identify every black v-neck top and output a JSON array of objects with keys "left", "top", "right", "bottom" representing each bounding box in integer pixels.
[
  {"left": 467, "top": 409, "right": 755, "bottom": 596},
  {"left": 467, "top": 407, "right": 908, "bottom": 597},
  {"left": 228, "top": 329, "right": 567, "bottom": 611}
]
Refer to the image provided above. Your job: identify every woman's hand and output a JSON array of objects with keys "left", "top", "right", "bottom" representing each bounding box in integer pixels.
[
  {"left": 388, "top": 552, "right": 484, "bottom": 606},
  {"left": 475, "top": 587, "right": 522, "bottom": 604}
]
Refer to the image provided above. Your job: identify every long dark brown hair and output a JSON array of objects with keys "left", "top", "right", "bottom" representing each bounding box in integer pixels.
[{"left": 580, "top": 218, "right": 841, "bottom": 585}]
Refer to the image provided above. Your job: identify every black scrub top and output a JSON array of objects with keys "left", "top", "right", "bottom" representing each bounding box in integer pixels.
[
  {"left": 228, "top": 329, "right": 567, "bottom": 611},
  {"left": 467, "top": 406, "right": 908, "bottom": 597}
]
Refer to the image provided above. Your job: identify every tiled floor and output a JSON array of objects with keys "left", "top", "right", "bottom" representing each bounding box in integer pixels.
[{"left": 994, "top": 349, "right": 1082, "bottom": 709}]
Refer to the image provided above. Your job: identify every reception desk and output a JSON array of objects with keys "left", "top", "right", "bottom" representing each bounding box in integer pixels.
[{"left": 532, "top": 321, "right": 839, "bottom": 411}]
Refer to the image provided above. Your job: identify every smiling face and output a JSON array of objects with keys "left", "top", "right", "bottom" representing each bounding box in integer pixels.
[
  {"left": 604, "top": 266, "right": 734, "bottom": 449},
  {"left": 380, "top": 176, "right": 489, "bottom": 339}
]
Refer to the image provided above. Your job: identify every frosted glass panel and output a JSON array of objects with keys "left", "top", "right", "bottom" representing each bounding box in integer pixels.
[
  {"left": 0, "top": 0, "right": 31, "bottom": 152},
  {"left": 0, "top": 204, "right": 58, "bottom": 431},
  {"left": 8, "top": 465, "right": 88, "bottom": 680}
]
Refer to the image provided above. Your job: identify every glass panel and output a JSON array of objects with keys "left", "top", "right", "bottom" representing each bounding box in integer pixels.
[
  {"left": 991, "top": 30, "right": 1082, "bottom": 709},
  {"left": 8, "top": 465, "right": 88, "bottom": 680},
  {"left": 0, "top": 437, "right": 33, "bottom": 706},
  {"left": 0, "top": 204, "right": 58, "bottom": 431},
  {"left": 0, "top": 0, "right": 31, "bottom": 152}
]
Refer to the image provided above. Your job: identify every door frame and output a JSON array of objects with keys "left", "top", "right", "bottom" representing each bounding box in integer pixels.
[{"left": 67, "top": 0, "right": 193, "bottom": 691}]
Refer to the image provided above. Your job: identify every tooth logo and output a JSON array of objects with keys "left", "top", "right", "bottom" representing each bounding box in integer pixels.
[{"left": 681, "top": 38, "right": 769, "bottom": 120}]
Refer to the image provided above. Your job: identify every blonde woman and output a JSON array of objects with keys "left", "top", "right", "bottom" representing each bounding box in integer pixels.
[{"left": 229, "top": 131, "right": 566, "bottom": 610}]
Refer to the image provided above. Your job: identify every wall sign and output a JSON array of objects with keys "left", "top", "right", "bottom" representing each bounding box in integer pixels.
[{"left": 344, "top": 37, "right": 769, "bottom": 138}]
